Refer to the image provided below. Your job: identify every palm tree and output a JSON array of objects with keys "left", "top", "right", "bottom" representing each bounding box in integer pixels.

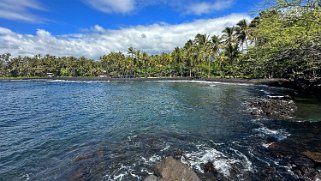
[
  {"left": 172, "top": 47, "right": 183, "bottom": 76},
  {"left": 142, "top": 52, "right": 149, "bottom": 78},
  {"left": 208, "top": 35, "right": 220, "bottom": 78},
  {"left": 194, "top": 34, "right": 210, "bottom": 77},
  {"left": 183, "top": 39, "right": 194, "bottom": 77},
  {"left": 236, "top": 19, "right": 249, "bottom": 51},
  {"left": 128, "top": 47, "right": 135, "bottom": 77},
  {"left": 222, "top": 27, "right": 239, "bottom": 66},
  {"left": 222, "top": 27, "right": 236, "bottom": 45},
  {"left": 224, "top": 43, "right": 239, "bottom": 66}
]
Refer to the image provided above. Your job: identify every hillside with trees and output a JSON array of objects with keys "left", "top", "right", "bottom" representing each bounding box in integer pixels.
[{"left": 0, "top": 0, "right": 320, "bottom": 81}]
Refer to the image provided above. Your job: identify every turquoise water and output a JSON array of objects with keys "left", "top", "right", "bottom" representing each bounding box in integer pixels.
[{"left": 0, "top": 80, "right": 320, "bottom": 180}]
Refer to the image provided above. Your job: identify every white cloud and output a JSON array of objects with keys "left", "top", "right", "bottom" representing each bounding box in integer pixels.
[
  {"left": 0, "top": 13, "right": 250, "bottom": 59},
  {"left": 85, "top": 0, "right": 136, "bottom": 14},
  {"left": 85, "top": 0, "right": 234, "bottom": 15},
  {"left": 185, "top": 0, "right": 234, "bottom": 15},
  {"left": 0, "top": 0, "right": 45, "bottom": 23}
]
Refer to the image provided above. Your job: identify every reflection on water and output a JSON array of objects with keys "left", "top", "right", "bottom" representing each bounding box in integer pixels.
[{"left": 0, "top": 80, "right": 320, "bottom": 180}]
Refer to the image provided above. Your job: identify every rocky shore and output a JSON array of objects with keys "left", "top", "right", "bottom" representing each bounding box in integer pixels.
[
  {"left": 264, "top": 78, "right": 321, "bottom": 98},
  {"left": 145, "top": 151, "right": 321, "bottom": 181},
  {"left": 247, "top": 95, "right": 297, "bottom": 120}
]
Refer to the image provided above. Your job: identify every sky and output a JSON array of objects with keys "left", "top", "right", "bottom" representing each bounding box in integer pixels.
[{"left": 0, "top": 0, "right": 262, "bottom": 59}]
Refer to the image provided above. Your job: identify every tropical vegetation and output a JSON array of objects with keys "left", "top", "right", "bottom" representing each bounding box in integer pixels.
[{"left": 0, "top": 0, "right": 320, "bottom": 79}]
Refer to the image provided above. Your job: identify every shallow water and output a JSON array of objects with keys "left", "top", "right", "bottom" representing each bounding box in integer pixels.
[{"left": 0, "top": 80, "right": 320, "bottom": 180}]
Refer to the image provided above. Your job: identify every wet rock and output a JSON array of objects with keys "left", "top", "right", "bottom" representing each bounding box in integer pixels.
[
  {"left": 144, "top": 175, "right": 168, "bottom": 181},
  {"left": 172, "top": 149, "right": 184, "bottom": 159},
  {"left": 266, "top": 142, "right": 279, "bottom": 149},
  {"left": 154, "top": 156, "right": 200, "bottom": 181},
  {"left": 303, "top": 151, "right": 321, "bottom": 164},
  {"left": 201, "top": 161, "right": 217, "bottom": 175},
  {"left": 248, "top": 97, "right": 297, "bottom": 119},
  {"left": 290, "top": 155, "right": 317, "bottom": 178}
]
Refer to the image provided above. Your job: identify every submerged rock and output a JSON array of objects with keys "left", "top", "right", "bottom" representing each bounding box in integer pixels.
[{"left": 152, "top": 156, "right": 201, "bottom": 181}]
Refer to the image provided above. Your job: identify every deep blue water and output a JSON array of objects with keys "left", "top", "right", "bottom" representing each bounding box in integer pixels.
[{"left": 0, "top": 80, "right": 320, "bottom": 181}]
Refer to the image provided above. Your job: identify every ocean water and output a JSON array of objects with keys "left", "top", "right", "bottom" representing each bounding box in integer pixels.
[{"left": 0, "top": 80, "right": 320, "bottom": 180}]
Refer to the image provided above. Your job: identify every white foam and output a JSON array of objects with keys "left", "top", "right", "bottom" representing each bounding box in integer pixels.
[
  {"left": 255, "top": 127, "right": 290, "bottom": 141},
  {"left": 149, "top": 154, "right": 162, "bottom": 163},
  {"left": 21, "top": 173, "right": 31, "bottom": 181},
  {"left": 160, "top": 144, "right": 170, "bottom": 152},
  {"left": 105, "top": 164, "right": 140, "bottom": 181},
  {"left": 229, "top": 148, "right": 253, "bottom": 172},
  {"left": 142, "top": 154, "right": 162, "bottom": 165},
  {"left": 247, "top": 148, "right": 271, "bottom": 166},
  {"left": 262, "top": 143, "right": 274, "bottom": 148},
  {"left": 46, "top": 79, "right": 107, "bottom": 84},
  {"left": 140, "top": 168, "right": 153, "bottom": 175},
  {"left": 258, "top": 89, "right": 271, "bottom": 95},
  {"left": 267, "top": 95, "right": 285, "bottom": 99},
  {"left": 181, "top": 146, "right": 253, "bottom": 177},
  {"left": 112, "top": 173, "right": 125, "bottom": 180}
]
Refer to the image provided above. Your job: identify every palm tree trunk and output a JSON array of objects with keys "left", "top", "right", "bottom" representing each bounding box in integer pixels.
[
  {"left": 208, "top": 54, "right": 211, "bottom": 78},
  {"left": 246, "top": 40, "right": 252, "bottom": 60}
]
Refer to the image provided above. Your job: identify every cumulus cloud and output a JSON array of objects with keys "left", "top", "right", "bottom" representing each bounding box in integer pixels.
[
  {"left": 0, "top": 13, "right": 250, "bottom": 59},
  {"left": 0, "top": 0, "right": 45, "bottom": 23},
  {"left": 85, "top": 0, "right": 136, "bottom": 14}
]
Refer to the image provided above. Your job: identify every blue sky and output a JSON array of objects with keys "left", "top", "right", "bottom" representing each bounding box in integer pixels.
[{"left": 0, "top": 0, "right": 262, "bottom": 58}]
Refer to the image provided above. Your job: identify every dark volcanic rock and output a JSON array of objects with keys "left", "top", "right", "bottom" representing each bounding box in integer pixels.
[
  {"left": 201, "top": 161, "right": 217, "bottom": 175},
  {"left": 248, "top": 96, "right": 297, "bottom": 119},
  {"left": 154, "top": 156, "right": 200, "bottom": 181}
]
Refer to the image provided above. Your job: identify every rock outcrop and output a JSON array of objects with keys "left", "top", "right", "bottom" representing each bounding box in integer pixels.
[
  {"left": 248, "top": 96, "right": 297, "bottom": 119},
  {"left": 303, "top": 151, "right": 321, "bottom": 164},
  {"left": 144, "top": 175, "right": 168, "bottom": 181},
  {"left": 145, "top": 156, "right": 200, "bottom": 181}
]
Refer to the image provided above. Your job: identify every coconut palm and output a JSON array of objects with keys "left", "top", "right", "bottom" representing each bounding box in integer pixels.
[
  {"left": 141, "top": 52, "right": 149, "bottom": 78},
  {"left": 194, "top": 34, "right": 210, "bottom": 77},
  {"left": 183, "top": 39, "right": 194, "bottom": 77},
  {"left": 236, "top": 19, "right": 249, "bottom": 51},
  {"left": 208, "top": 35, "right": 220, "bottom": 77},
  {"left": 222, "top": 27, "right": 236, "bottom": 46}
]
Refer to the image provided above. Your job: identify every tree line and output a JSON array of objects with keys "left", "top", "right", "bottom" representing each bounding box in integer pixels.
[{"left": 1, "top": 0, "right": 320, "bottom": 79}]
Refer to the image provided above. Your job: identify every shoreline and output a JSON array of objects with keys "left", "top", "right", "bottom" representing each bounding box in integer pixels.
[
  {"left": 2, "top": 77, "right": 319, "bottom": 98},
  {"left": 0, "top": 76, "right": 289, "bottom": 85}
]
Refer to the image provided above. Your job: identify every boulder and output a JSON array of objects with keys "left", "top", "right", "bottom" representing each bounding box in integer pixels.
[
  {"left": 144, "top": 175, "right": 168, "bottom": 181},
  {"left": 303, "top": 151, "right": 321, "bottom": 163},
  {"left": 154, "top": 156, "right": 200, "bottom": 181}
]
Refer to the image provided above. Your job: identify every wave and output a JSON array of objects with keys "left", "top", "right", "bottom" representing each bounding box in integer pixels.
[
  {"left": 255, "top": 127, "right": 291, "bottom": 141},
  {"left": 181, "top": 145, "right": 254, "bottom": 177}
]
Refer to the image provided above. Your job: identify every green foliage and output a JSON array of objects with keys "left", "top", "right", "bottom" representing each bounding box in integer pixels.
[{"left": 0, "top": 2, "right": 319, "bottom": 79}]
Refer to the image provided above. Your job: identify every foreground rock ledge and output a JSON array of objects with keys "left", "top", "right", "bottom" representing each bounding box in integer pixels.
[
  {"left": 144, "top": 156, "right": 200, "bottom": 181},
  {"left": 303, "top": 151, "right": 321, "bottom": 164}
]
